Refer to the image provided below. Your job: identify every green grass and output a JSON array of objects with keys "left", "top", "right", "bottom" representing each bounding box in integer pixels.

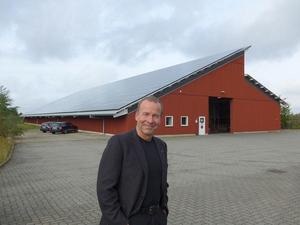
[
  {"left": 0, "top": 136, "right": 12, "bottom": 165},
  {"left": 19, "top": 123, "right": 39, "bottom": 131},
  {"left": 0, "top": 123, "right": 38, "bottom": 165}
]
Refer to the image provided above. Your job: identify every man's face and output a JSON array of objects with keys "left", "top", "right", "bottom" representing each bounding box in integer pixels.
[{"left": 135, "top": 100, "right": 161, "bottom": 140}]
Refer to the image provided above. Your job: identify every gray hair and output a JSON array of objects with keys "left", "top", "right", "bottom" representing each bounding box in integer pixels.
[{"left": 136, "top": 96, "right": 162, "bottom": 114}]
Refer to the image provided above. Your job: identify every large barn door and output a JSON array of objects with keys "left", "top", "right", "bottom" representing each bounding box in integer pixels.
[{"left": 209, "top": 97, "right": 231, "bottom": 133}]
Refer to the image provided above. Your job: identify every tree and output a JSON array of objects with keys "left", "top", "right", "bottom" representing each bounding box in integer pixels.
[
  {"left": 280, "top": 103, "right": 292, "bottom": 129},
  {"left": 290, "top": 113, "right": 300, "bottom": 129},
  {"left": 0, "top": 85, "right": 23, "bottom": 137},
  {"left": 0, "top": 86, "right": 11, "bottom": 108}
]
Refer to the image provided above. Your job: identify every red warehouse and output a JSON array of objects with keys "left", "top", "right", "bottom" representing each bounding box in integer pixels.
[{"left": 24, "top": 46, "right": 286, "bottom": 135}]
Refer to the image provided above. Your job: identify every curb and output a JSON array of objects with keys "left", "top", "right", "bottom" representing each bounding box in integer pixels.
[{"left": 0, "top": 139, "right": 15, "bottom": 168}]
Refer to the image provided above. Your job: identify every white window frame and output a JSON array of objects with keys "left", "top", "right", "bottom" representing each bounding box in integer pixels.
[
  {"left": 165, "top": 116, "right": 173, "bottom": 127},
  {"left": 180, "top": 116, "right": 189, "bottom": 126}
]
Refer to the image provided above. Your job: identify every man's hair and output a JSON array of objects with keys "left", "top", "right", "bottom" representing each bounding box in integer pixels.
[{"left": 136, "top": 96, "right": 162, "bottom": 114}]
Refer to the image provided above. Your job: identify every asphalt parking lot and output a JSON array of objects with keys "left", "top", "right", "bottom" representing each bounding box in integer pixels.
[{"left": 0, "top": 129, "right": 300, "bottom": 225}]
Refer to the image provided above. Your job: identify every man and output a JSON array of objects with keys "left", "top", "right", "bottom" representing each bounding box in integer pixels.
[{"left": 97, "top": 96, "right": 168, "bottom": 225}]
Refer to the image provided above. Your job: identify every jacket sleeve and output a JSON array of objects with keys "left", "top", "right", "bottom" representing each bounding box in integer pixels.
[{"left": 97, "top": 136, "right": 128, "bottom": 225}]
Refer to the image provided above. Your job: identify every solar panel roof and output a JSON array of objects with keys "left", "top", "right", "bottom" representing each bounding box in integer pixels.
[{"left": 25, "top": 47, "right": 250, "bottom": 117}]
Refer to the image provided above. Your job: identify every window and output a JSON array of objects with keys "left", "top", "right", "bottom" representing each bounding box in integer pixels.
[
  {"left": 181, "top": 116, "right": 188, "bottom": 126},
  {"left": 165, "top": 116, "right": 173, "bottom": 127}
]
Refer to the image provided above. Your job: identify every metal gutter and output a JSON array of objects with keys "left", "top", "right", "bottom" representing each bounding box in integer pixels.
[{"left": 23, "top": 110, "right": 118, "bottom": 117}]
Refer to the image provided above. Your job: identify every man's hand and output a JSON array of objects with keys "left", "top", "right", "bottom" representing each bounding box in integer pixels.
[{"left": 162, "top": 208, "right": 168, "bottom": 215}]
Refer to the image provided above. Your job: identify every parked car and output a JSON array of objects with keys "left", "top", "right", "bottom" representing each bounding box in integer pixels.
[
  {"left": 40, "top": 122, "right": 57, "bottom": 133},
  {"left": 51, "top": 122, "right": 78, "bottom": 134}
]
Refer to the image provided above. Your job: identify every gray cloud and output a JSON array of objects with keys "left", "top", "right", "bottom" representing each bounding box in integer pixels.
[
  {"left": 3, "top": 0, "right": 299, "bottom": 63},
  {"left": 98, "top": 0, "right": 300, "bottom": 63},
  {"left": 1, "top": 0, "right": 300, "bottom": 113},
  {"left": 89, "top": 0, "right": 300, "bottom": 63},
  {"left": 166, "top": 0, "right": 300, "bottom": 61},
  {"left": 0, "top": 0, "right": 211, "bottom": 62},
  {"left": 0, "top": 1, "right": 15, "bottom": 28},
  {"left": 242, "top": 0, "right": 300, "bottom": 60}
]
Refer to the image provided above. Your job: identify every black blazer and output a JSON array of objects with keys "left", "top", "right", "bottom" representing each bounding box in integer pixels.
[{"left": 97, "top": 129, "right": 168, "bottom": 225}]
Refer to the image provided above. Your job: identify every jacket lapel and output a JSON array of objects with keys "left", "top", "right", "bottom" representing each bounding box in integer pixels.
[{"left": 153, "top": 138, "right": 167, "bottom": 188}]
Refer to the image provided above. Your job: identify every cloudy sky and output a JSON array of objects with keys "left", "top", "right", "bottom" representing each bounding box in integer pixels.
[{"left": 1, "top": 0, "right": 300, "bottom": 113}]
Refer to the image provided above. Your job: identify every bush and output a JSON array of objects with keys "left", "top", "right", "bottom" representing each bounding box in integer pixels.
[
  {"left": 0, "top": 86, "right": 24, "bottom": 137},
  {"left": 281, "top": 104, "right": 292, "bottom": 129},
  {"left": 280, "top": 104, "right": 300, "bottom": 129},
  {"left": 0, "top": 136, "right": 12, "bottom": 164},
  {"left": 290, "top": 114, "right": 300, "bottom": 129},
  {"left": 0, "top": 86, "right": 25, "bottom": 164}
]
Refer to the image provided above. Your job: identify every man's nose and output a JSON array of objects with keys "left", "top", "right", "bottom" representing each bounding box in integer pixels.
[{"left": 147, "top": 116, "right": 154, "bottom": 123}]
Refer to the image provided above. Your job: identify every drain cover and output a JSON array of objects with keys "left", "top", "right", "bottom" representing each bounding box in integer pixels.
[{"left": 267, "top": 168, "right": 287, "bottom": 174}]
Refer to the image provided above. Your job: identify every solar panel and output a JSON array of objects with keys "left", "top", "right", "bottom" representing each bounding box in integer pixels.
[{"left": 26, "top": 47, "right": 249, "bottom": 116}]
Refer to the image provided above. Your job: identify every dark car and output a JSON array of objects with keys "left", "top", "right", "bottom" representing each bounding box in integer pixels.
[
  {"left": 40, "top": 122, "right": 57, "bottom": 133},
  {"left": 51, "top": 122, "right": 78, "bottom": 134}
]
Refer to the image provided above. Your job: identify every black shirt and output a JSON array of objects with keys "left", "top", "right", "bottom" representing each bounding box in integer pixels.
[{"left": 138, "top": 137, "right": 162, "bottom": 207}]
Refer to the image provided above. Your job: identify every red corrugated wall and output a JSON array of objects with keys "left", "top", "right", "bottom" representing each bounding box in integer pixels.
[{"left": 120, "top": 55, "right": 280, "bottom": 134}]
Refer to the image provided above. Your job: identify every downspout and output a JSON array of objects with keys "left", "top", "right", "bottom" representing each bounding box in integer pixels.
[{"left": 102, "top": 118, "right": 105, "bottom": 134}]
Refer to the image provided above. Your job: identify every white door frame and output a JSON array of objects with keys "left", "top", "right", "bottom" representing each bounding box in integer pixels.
[{"left": 198, "top": 116, "right": 206, "bottom": 135}]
